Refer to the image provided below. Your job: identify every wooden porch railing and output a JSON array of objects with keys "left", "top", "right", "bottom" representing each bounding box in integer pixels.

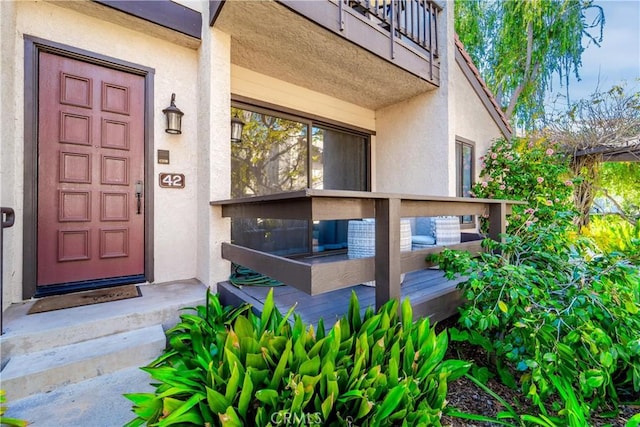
[{"left": 211, "top": 189, "right": 520, "bottom": 310}]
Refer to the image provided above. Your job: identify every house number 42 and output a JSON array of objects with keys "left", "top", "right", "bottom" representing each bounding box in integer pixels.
[{"left": 159, "top": 173, "right": 185, "bottom": 189}]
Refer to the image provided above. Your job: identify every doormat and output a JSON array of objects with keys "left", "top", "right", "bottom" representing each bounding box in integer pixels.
[{"left": 28, "top": 285, "right": 141, "bottom": 314}]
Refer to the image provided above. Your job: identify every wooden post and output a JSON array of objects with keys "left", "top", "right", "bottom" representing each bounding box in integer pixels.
[
  {"left": 488, "top": 202, "right": 507, "bottom": 242},
  {"left": 374, "top": 197, "right": 402, "bottom": 309}
]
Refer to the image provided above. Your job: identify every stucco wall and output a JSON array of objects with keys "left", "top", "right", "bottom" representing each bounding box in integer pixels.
[
  {"left": 1, "top": 1, "right": 20, "bottom": 308},
  {"left": 374, "top": 1, "right": 455, "bottom": 197},
  {"left": 1, "top": 0, "right": 205, "bottom": 305},
  {"left": 197, "top": 21, "right": 232, "bottom": 290},
  {"left": 231, "top": 65, "right": 376, "bottom": 132},
  {"left": 452, "top": 62, "right": 504, "bottom": 179}
]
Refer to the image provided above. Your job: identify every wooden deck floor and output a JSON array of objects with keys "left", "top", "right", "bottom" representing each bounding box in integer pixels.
[{"left": 218, "top": 268, "right": 465, "bottom": 330}]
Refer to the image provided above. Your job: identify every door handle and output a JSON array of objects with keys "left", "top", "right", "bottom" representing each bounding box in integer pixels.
[
  {"left": 1, "top": 207, "right": 15, "bottom": 228},
  {"left": 135, "top": 181, "right": 143, "bottom": 215}
]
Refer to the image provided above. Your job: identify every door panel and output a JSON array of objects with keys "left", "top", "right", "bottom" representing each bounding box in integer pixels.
[{"left": 37, "top": 52, "right": 145, "bottom": 288}]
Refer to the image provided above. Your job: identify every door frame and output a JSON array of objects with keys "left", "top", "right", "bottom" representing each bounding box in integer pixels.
[{"left": 23, "top": 36, "right": 155, "bottom": 298}]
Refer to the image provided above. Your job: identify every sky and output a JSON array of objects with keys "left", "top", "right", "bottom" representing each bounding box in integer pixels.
[{"left": 547, "top": 0, "right": 640, "bottom": 108}]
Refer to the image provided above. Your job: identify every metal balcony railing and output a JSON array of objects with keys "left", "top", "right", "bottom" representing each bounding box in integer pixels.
[{"left": 349, "top": 0, "right": 440, "bottom": 55}]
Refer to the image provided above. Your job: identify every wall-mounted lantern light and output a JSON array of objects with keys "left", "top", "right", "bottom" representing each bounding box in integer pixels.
[
  {"left": 230, "top": 112, "right": 245, "bottom": 143},
  {"left": 162, "top": 93, "right": 184, "bottom": 134}
]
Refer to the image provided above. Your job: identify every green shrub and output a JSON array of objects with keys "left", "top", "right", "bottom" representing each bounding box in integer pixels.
[
  {"left": 471, "top": 136, "right": 577, "bottom": 233},
  {"left": 437, "top": 222, "right": 640, "bottom": 421},
  {"left": 125, "top": 290, "right": 470, "bottom": 426},
  {"left": 580, "top": 215, "right": 640, "bottom": 263}
]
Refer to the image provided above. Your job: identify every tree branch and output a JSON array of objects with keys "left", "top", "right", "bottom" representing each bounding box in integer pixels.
[{"left": 594, "top": 185, "right": 637, "bottom": 226}]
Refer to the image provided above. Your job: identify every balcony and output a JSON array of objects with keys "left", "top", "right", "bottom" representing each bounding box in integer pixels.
[{"left": 212, "top": 0, "right": 442, "bottom": 109}]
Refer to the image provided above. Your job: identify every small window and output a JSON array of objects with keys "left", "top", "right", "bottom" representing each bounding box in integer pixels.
[{"left": 456, "top": 138, "right": 475, "bottom": 226}]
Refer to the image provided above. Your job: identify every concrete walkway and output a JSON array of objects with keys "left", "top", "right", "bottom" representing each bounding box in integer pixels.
[{"left": 4, "top": 366, "right": 155, "bottom": 427}]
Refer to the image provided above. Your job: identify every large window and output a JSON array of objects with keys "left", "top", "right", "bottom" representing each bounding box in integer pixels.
[
  {"left": 231, "top": 104, "right": 370, "bottom": 256},
  {"left": 456, "top": 137, "right": 475, "bottom": 226}
]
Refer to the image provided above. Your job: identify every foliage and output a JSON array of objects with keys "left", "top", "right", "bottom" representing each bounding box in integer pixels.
[
  {"left": 580, "top": 215, "right": 640, "bottom": 263},
  {"left": 446, "top": 374, "right": 585, "bottom": 427},
  {"left": 125, "top": 290, "right": 470, "bottom": 426},
  {"left": 599, "top": 162, "right": 640, "bottom": 220},
  {"left": 437, "top": 222, "right": 640, "bottom": 423},
  {"left": 471, "top": 137, "right": 576, "bottom": 233},
  {"left": 544, "top": 82, "right": 640, "bottom": 228},
  {"left": 455, "top": 0, "right": 604, "bottom": 129},
  {"left": 0, "top": 390, "right": 28, "bottom": 427},
  {"left": 231, "top": 107, "right": 308, "bottom": 198}
]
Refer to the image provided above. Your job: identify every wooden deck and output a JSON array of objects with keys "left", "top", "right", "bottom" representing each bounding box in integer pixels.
[
  {"left": 218, "top": 268, "right": 465, "bottom": 330},
  {"left": 212, "top": 189, "right": 521, "bottom": 312}
]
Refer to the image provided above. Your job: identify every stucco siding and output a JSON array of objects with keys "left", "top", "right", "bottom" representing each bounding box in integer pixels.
[
  {"left": 2, "top": 1, "right": 205, "bottom": 305},
  {"left": 453, "top": 62, "right": 504, "bottom": 181},
  {"left": 374, "top": 1, "right": 454, "bottom": 197},
  {"left": 375, "top": 91, "right": 450, "bottom": 196},
  {"left": 198, "top": 25, "right": 232, "bottom": 289},
  {"left": 1, "top": 0, "right": 21, "bottom": 307},
  {"left": 231, "top": 65, "right": 376, "bottom": 132}
]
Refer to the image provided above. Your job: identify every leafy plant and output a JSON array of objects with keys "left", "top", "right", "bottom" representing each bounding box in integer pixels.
[
  {"left": 580, "top": 215, "right": 640, "bottom": 263},
  {"left": 437, "top": 221, "right": 640, "bottom": 423},
  {"left": 471, "top": 136, "right": 577, "bottom": 234},
  {"left": 125, "top": 290, "right": 470, "bottom": 426},
  {"left": 0, "top": 390, "right": 28, "bottom": 427}
]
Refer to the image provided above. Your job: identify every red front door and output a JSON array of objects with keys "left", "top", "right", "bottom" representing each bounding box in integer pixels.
[{"left": 37, "top": 52, "right": 145, "bottom": 289}]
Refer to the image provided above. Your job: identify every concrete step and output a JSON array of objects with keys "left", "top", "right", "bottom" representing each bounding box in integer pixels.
[
  {"left": 0, "top": 280, "right": 206, "bottom": 362},
  {"left": 1, "top": 325, "right": 166, "bottom": 401},
  {"left": 4, "top": 366, "right": 155, "bottom": 427}
]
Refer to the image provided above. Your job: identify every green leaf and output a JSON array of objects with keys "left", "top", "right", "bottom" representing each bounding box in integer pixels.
[
  {"left": 299, "top": 355, "right": 321, "bottom": 377},
  {"left": 237, "top": 369, "right": 254, "bottom": 418},
  {"left": 321, "top": 393, "right": 334, "bottom": 420},
  {"left": 224, "top": 361, "right": 242, "bottom": 403},
  {"left": 401, "top": 298, "right": 413, "bottom": 331},
  {"left": 157, "top": 394, "right": 205, "bottom": 427},
  {"left": 626, "top": 413, "right": 640, "bottom": 427},
  {"left": 206, "top": 387, "right": 229, "bottom": 414},
  {"left": 373, "top": 385, "right": 405, "bottom": 423},
  {"left": 255, "top": 389, "right": 279, "bottom": 407},
  {"left": 269, "top": 339, "right": 292, "bottom": 388},
  {"left": 219, "top": 406, "right": 243, "bottom": 427},
  {"left": 290, "top": 381, "right": 305, "bottom": 413},
  {"left": 356, "top": 397, "right": 374, "bottom": 419},
  {"left": 437, "top": 359, "right": 471, "bottom": 381},
  {"left": 625, "top": 301, "right": 639, "bottom": 314},
  {"left": 498, "top": 300, "right": 508, "bottom": 313},
  {"left": 348, "top": 290, "right": 362, "bottom": 332},
  {"left": 260, "top": 289, "right": 275, "bottom": 333}
]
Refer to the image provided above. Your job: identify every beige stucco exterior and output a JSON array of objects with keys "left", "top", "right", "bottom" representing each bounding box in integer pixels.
[
  {"left": 1, "top": 0, "right": 507, "bottom": 310},
  {"left": 453, "top": 63, "right": 503, "bottom": 180}
]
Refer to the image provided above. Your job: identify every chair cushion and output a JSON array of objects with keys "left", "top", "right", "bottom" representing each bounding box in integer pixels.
[
  {"left": 415, "top": 217, "right": 435, "bottom": 236},
  {"left": 433, "top": 216, "right": 461, "bottom": 246},
  {"left": 412, "top": 235, "right": 436, "bottom": 246},
  {"left": 461, "top": 232, "right": 483, "bottom": 242}
]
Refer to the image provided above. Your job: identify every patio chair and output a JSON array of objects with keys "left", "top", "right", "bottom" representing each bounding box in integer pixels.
[
  {"left": 347, "top": 218, "right": 412, "bottom": 286},
  {"left": 410, "top": 216, "right": 462, "bottom": 249}
]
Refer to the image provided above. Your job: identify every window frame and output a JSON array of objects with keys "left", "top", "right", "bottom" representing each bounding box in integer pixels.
[
  {"left": 230, "top": 97, "right": 373, "bottom": 256},
  {"left": 455, "top": 136, "right": 476, "bottom": 229},
  {"left": 231, "top": 98, "right": 372, "bottom": 193}
]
